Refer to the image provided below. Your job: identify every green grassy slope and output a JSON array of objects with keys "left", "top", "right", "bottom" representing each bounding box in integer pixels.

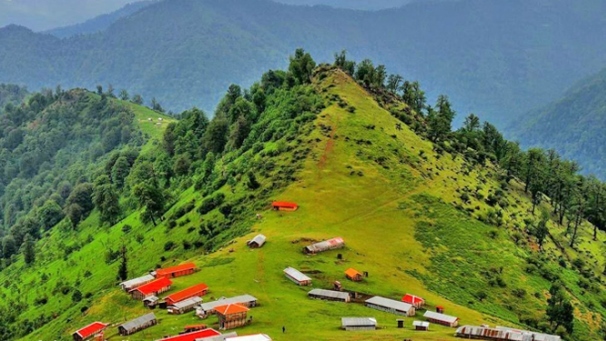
[{"left": 6, "top": 69, "right": 606, "bottom": 341}]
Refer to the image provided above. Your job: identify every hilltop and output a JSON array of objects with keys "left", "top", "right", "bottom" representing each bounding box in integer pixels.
[
  {"left": 512, "top": 67, "right": 606, "bottom": 179},
  {"left": 1, "top": 53, "right": 605, "bottom": 341},
  {"left": 1, "top": 0, "right": 606, "bottom": 126}
]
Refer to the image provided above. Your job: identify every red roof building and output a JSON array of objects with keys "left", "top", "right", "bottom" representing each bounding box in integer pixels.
[
  {"left": 165, "top": 283, "right": 209, "bottom": 306},
  {"left": 155, "top": 262, "right": 197, "bottom": 279},
  {"left": 402, "top": 294, "right": 425, "bottom": 309},
  {"left": 72, "top": 322, "right": 108, "bottom": 341},
  {"left": 130, "top": 277, "right": 172, "bottom": 300},
  {"left": 156, "top": 328, "right": 221, "bottom": 341},
  {"left": 271, "top": 201, "right": 298, "bottom": 211}
]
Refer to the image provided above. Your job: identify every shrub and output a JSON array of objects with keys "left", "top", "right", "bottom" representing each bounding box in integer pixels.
[
  {"left": 164, "top": 241, "right": 175, "bottom": 251},
  {"left": 121, "top": 224, "right": 132, "bottom": 233},
  {"left": 198, "top": 193, "right": 226, "bottom": 215}
]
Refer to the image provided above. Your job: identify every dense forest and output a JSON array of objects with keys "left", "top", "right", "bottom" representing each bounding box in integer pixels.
[
  {"left": 512, "top": 67, "right": 606, "bottom": 179},
  {"left": 1, "top": 0, "right": 606, "bottom": 127}
]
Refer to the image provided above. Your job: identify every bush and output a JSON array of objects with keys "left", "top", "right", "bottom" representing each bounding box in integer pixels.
[
  {"left": 164, "top": 241, "right": 175, "bottom": 251},
  {"left": 182, "top": 240, "right": 192, "bottom": 250},
  {"left": 121, "top": 224, "right": 132, "bottom": 233},
  {"left": 512, "top": 288, "right": 527, "bottom": 298},
  {"left": 198, "top": 193, "right": 226, "bottom": 215},
  {"left": 71, "top": 290, "right": 82, "bottom": 303}
]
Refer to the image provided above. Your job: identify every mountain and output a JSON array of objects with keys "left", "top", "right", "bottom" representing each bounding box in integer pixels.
[
  {"left": 44, "top": 1, "right": 156, "bottom": 38},
  {"left": 1, "top": 54, "right": 605, "bottom": 341},
  {"left": 512, "top": 67, "right": 606, "bottom": 178},
  {"left": 1, "top": 0, "right": 606, "bottom": 127},
  {"left": 275, "top": 0, "right": 412, "bottom": 10},
  {"left": 0, "top": 0, "right": 137, "bottom": 32}
]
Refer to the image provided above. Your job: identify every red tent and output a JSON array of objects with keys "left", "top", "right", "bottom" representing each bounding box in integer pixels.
[{"left": 402, "top": 293, "right": 425, "bottom": 308}]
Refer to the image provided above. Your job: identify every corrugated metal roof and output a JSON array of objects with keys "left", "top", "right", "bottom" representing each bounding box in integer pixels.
[
  {"left": 120, "top": 274, "right": 155, "bottom": 289},
  {"left": 156, "top": 329, "right": 221, "bottom": 341},
  {"left": 131, "top": 277, "right": 172, "bottom": 296},
  {"left": 365, "top": 296, "right": 413, "bottom": 312},
  {"left": 172, "top": 296, "right": 203, "bottom": 309},
  {"left": 165, "top": 283, "right": 208, "bottom": 303},
  {"left": 283, "top": 267, "right": 311, "bottom": 282},
  {"left": 226, "top": 334, "right": 272, "bottom": 341},
  {"left": 308, "top": 289, "right": 350, "bottom": 300},
  {"left": 195, "top": 332, "right": 238, "bottom": 341},
  {"left": 423, "top": 311, "right": 459, "bottom": 323},
  {"left": 496, "top": 326, "right": 562, "bottom": 341},
  {"left": 341, "top": 317, "right": 377, "bottom": 327},
  {"left": 197, "top": 295, "right": 257, "bottom": 312},
  {"left": 304, "top": 237, "right": 344, "bottom": 253},
  {"left": 73, "top": 322, "right": 108, "bottom": 338},
  {"left": 156, "top": 262, "right": 196, "bottom": 277},
  {"left": 119, "top": 313, "right": 156, "bottom": 332},
  {"left": 413, "top": 321, "right": 430, "bottom": 328},
  {"left": 248, "top": 234, "right": 266, "bottom": 246}
]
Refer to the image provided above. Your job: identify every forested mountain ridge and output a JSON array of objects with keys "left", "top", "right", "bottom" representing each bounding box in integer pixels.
[
  {"left": 1, "top": 51, "right": 606, "bottom": 340},
  {"left": 1, "top": 0, "right": 606, "bottom": 127},
  {"left": 512, "top": 67, "right": 606, "bottom": 179}
]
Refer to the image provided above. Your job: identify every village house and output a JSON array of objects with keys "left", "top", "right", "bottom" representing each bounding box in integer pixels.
[
  {"left": 119, "top": 274, "right": 155, "bottom": 291},
  {"left": 247, "top": 234, "right": 266, "bottom": 248},
  {"left": 155, "top": 328, "right": 222, "bottom": 341},
  {"left": 303, "top": 237, "right": 345, "bottom": 254},
  {"left": 413, "top": 321, "right": 430, "bottom": 331},
  {"left": 283, "top": 267, "right": 312, "bottom": 286},
  {"left": 164, "top": 283, "right": 209, "bottom": 306},
  {"left": 72, "top": 322, "right": 109, "bottom": 341},
  {"left": 424, "top": 310, "right": 459, "bottom": 327},
  {"left": 455, "top": 325, "right": 561, "bottom": 341},
  {"left": 345, "top": 268, "right": 363, "bottom": 282},
  {"left": 402, "top": 293, "right": 425, "bottom": 309},
  {"left": 196, "top": 295, "right": 258, "bottom": 318},
  {"left": 365, "top": 296, "right": 416, "bottom": 316},
  {"left": 130, "top": 277, "right": 172, "bottom": 300},
  {"left": 143, "top": 295, "right": 159, "bottom": 308},
  {"left": 271, "top": 201, "right": 298, "bottom": 211},
  {"left": 308, "top": 289, "right": 350, "bottom": 302},
  {"left": 118, "top": 313, "right": 157, "bottom": 336},
  {"left": 154, "top": 262, "right": 197, "bottom": 279},
  {"left": 341, "top": 317, "right": 377, "bottom": 331},
  {"left": 168, "top": 296, "right": 203, "bottom": 314},
  {"left": 215, "top": 304, "right": 250, "bottom": 330},
  {"left": 225, "top": 334, "right": 272, "bottom": 341}
]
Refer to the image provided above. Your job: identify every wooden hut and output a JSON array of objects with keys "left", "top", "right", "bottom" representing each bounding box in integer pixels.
[
  {"left": 168, "top": 296, "right": 203, "bottom": 314},
  {"left": 156, "top": 328, "right": 221, "bottom": 341},
  {"left": 196, "top": 295, "right": 258, "bottom": 318},
  {"left": 164, "top": 283, "right": 208, "bottom": 306},
  {"left": 413, "top": 321, "right": 429, "bottom": 331},
  {"left": 72, "top": 322, "right": 108, "bottom": 341},
  {"left": 154, "top": 262, "right": 197, "bottom": 279},
  {"left": 283, "top": 267, "right": 312, "bottom": 286},
  {"left": 303, "top": 237, "right": 345, "bottom": 254},
  {"left": 345, "top": 268, "right": 363, "bottom": 282},
  {"left": 365, "top": 296, "right": 416, "bottom": 317},
  {"left": 143, "top": 295, "right": 159, "bottom": 308},
  {"left": 119, "top": 274, "right": 155, "bottom": 291},
  {"left": 341, "top": 317, "right": 377, "bottom": 331},
  {"left": 118, "top": 313, "right": 157, "bottom": 336},
  {"left": 247, "top": 234, "right": 266, "bottom": 248},
  {"left": 402, "top": 294, "right": 425, "bottom": 309},
  {"left": 271, "top": 201, "right": 298, "bottom": 211},
  {"left": 308, "top": 289, "right": 350, "bottom": 302},
  {"left": 423, "top": 310, "right": 459, "bottom": 327},
  {"left": 215, "top": 303, "right": 250, "bottom": 330},
  {"left": 129, "top": 277, "right": 172, "bottom": 300}
]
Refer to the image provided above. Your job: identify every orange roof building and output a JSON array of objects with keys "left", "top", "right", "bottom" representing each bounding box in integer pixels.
[
  {"left": 129, "top": 277, "right": 172, "bottom": 300},
  {"left": 155, "top": 262, "right": 197, "bottom": 279},
  {"left": 72, "top": 322, "right": 108, "bottom": 341},
  {"left": 271, "top": 201, "right": 298, "bottom": 211},
  {"left": 215, "top": 304, "right": 250, "bottom": 330},
  {"left": 345, "top": 268, "right": 363, "bottom": 282},
  {"left": 165, "top": 283, "right": 209, "bottom": 306}
]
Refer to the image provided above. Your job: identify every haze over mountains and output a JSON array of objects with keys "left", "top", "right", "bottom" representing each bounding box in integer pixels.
[{"left": 1, "top": 0, "right": 606, "bottom": 129}]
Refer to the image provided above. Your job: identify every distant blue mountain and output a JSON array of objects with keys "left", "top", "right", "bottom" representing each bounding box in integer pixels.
[{"left": 44, "top": 1, "right": 155, "bottom": 38}]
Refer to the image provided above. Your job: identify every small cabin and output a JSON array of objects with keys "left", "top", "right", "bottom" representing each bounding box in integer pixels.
[
  {"left": 423, "top": 310, "right": 459, "bottom": 327},
  {"left": 215, "top": 304, "right": 250, "bottom": 330},
  {"left": 118, "top": 313, "right": 157, "bottom": 336},
  {"left": 345, "top": 268, "right": 363, "bottom": 282},
  {"left": 413, "top": 320, "right": 429, "bottom": 331},
  {"left": 129, "top": 277, "right": 172, "bottom": 300},
  {"left": 341, "top": 317, "right": 377, "bottom": 331},
  {"left": 402, "top": 294, "right": 425, "bottom": 309},
  {"left": 143, "top": 295, "right": 159, "bottom": 308},
  {"left": 72, "top": 322, "right": 108, "bottom": 341},
  {"left": 283, "top": 267, "right": 312, "bottom": 286},
  {"left": 271, "top": 201, "right": 298, "bottom": 211},
  {"left": 247, "top": 234, "right": 266, "bottom": 248},
  {"left": 155, "top": 262, "right": 197, "bottom": 279},
  {"left": 303, "top": 237, "right": 345, "bottom": 254},
  {"left": 365, "top": 296, "right": 416, "bottom": 317},
  {"left": 308, "top": 289, "right": 350, "bottom": 302}
]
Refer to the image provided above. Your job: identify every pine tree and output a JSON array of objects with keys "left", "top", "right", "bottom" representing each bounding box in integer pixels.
[
  {"left": 22, "top": 233, "right": 35, "bottom": 265},
  {"left": 118, "top": 245, "right": 128, "bottom": 281}
]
